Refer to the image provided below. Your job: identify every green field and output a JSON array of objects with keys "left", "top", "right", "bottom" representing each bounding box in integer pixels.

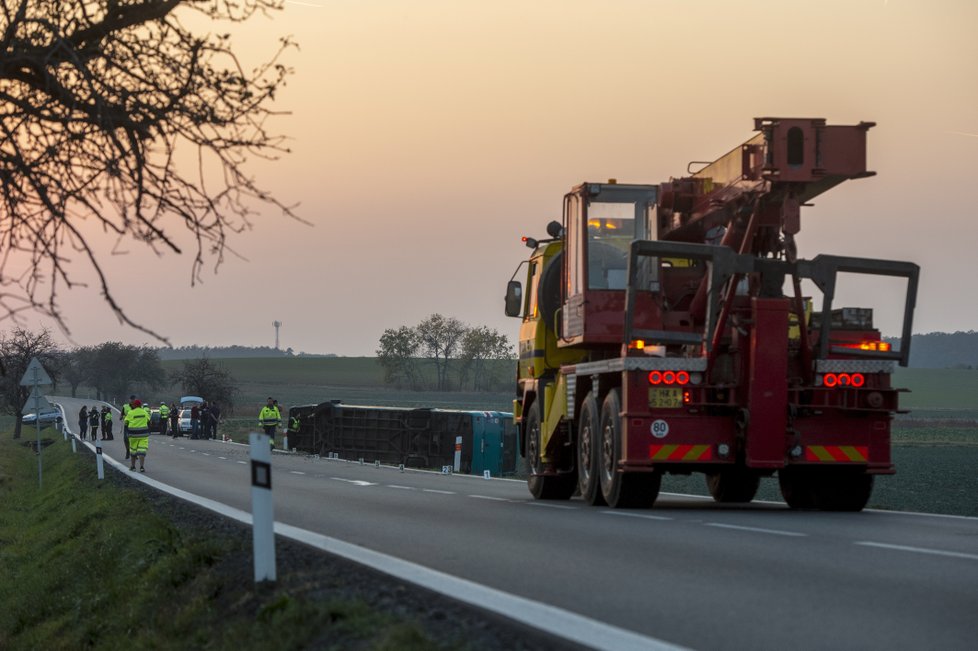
[
  {"left": 893, "top": 367, "right": 978, "bottom": 416},
  {"left": 157, "top": 357, "right": 516, "bottom": 415}
]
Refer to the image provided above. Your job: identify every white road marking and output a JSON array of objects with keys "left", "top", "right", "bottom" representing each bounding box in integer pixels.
[
  {"left": 218, "top": 456, "right": 227, "bottom": 460},
  {"left": 331, "top": 478, "right": 378, "bottom": 487},
  {"left": 422, "top": 489, "right": 455, "bottom": 495},
  {"left": 855, "top": 541, "right": 978, "bottom": 561},
  {"left": 603, "top": 511, "right": 674, "bottom": 522},
  {"left": 704, "top": 522, "right": 806, "bottom": 537},
  {"left": 237, "top": 460, "right": 248, "bottom": 465},
  {"left": 202, "top": 453, "right": 210, "bottom": 456},
  {"left": 387, "top": 485, "right": 416, "bottom": 490},
  {"left": 528, "top": 502, "right": 577, "bottom": 510},
  {"left": 290, "top": 471, "right": 306, "bottom": 476},
  {"left": 469, "top": 495, "right": 510, "bottom": 502},
  {"left": 178, "top": 446, "right": 185, "bottom": 450}
]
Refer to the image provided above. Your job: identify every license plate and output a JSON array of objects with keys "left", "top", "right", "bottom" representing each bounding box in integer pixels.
[{"left": 648, "top": 388, "right": 683, "bottom": 409}]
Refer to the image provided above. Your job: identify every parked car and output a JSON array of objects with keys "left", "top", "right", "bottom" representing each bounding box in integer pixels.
[
  {"left": 148, "top": 409, "right": 162, "bottom": 433},
  {"left": 178, "top": 408, "right": 193, "bottom": 435},
  {"left": 178, "top": 396, "right": 204, "bottom": 436},
  {"left": 23, "top": 408, "right": 61, "bottom": 428}
]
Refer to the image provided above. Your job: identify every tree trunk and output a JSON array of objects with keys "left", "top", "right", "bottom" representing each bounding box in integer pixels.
[{"left": 13, "top": 415, "right": 22, "bottom": 439}]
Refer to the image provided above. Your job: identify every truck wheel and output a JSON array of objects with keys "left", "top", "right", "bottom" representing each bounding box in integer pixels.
[
  {"left": 598, "top": 389, "right": 660, "bottom": 508},
  {"left": 778, "top": 468, "right": 817, "bottom": 509},
  {"left": 525, "top": 402, "right": 574, "bottom": 500},
  {"left": 812, "top": 472, "right": 874, "bottom": 512},
  {"left": 706, "top": 468, "right": 761, "bottom": 503},
  {"left": 577, "top": 391, "right": 605, "bottom": 506}
]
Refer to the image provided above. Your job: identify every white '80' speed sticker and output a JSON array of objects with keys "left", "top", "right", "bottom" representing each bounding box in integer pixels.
[{"left": 650, "top": 419, "right": 669, "bottom": 438}]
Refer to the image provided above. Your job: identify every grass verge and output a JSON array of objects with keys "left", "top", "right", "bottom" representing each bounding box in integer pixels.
[{"left": 0, "top": 434, "right": 560, "bottom": 651}]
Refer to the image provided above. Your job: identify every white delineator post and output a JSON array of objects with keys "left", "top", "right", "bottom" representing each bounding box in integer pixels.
[
  {"left": 95, "top": 438, "right": 105, "bottom": 480},
  {"left": 249, "top": 432, "right": 277, "bottom": 584}
]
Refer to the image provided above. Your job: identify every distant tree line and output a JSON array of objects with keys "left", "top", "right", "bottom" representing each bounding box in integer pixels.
[
  {"left": 376, "top": 314, "right": 515, "bottom": 391},
  {"left": 0, "top": 329, "right": 243, "bottom": 438},
  {"left": 156, "top": 345, "right": 336, "bottom": 360}
]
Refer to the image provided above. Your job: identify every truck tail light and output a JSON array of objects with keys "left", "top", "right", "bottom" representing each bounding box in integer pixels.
[
  {"left": 818, "top": 372, "right": 865, "bottom": 389},
  {"left": 648, "top": 370, "right": 695, "bottom": 386}
]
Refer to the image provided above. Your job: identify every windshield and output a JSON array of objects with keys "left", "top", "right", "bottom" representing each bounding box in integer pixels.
[{"left": 587, "top": 202, "right": 634, "bottom": 290}]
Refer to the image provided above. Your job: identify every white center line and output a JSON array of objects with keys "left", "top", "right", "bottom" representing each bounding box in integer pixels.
[
  {"left": 218, "top": 456, "right": 227, "bottom": 460},
  {"left": 290, "top": 470, "right": 306, "bottom": 475},
  {"left": 237, "top": 460, "right": 247, "bottom": 465},
  {"left": 704, "top": 522, "right": 806, "bottom": 537},
  {"left": 528, "top": 502, "right": 577, "bottom": 510},
  {"left": 603, "top": 511, "right": 674, "bottom": 521},
  {"left": 387, "top": 485, "right": 416, "bottom": 490},
  {"left": 855, "top": 541, "right": 978, "bottom": 561},
  {"left": 178, "top": 446, "right": 185, "bottom": 450},
  {"left": 202, "top": 453, "right": 210, "bottom": 456},
  {"left": 469, "top": 495, "right": 510, "bottom": 502},
  {"left": 422, "top": 489, "right": 455, "bottom": 495}
]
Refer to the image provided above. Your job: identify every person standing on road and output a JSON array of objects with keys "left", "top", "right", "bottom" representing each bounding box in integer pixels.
[
  {"left": 200, "top": 402, "right": 210, "bottom": 440},
  {"left": 102, "top": 406, "right": 114, "bottom": 441},
  {"left": 209, "top": 402, "right": 222, "bottom": 440},
  {"left": 190, "top": 403, "right": 200, "bottom": 439},
  {"left": 259, "top": 397, "right": 281, "bottom": 447},
  {"left": 125, "top": 399, "right": 151, "bottom": 472},
  {"left": 158, "top": 401, "right": 170, "bottom": 437},
  {"left": 89, "top": 406, "right": 101, "bottom": 440},
  {"left": 169, "top": 402, "right": 180, "bottom": 438},
  {"left": 122, "top": 395, "right": 135, "bottom": 459},
  {"left": 78, "top": 406, "right": 88, "bottom": 440}
]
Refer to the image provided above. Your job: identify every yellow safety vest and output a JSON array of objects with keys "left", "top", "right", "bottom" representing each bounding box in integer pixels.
[
  {"left": 126, "top": 407, "right": 150, "bottom": 434},
  {"left": 159, "top": 404, "right": 170, "bottom": 418},
  {"left": 259, "top": 406, "right": 281, "bottom": 427}
]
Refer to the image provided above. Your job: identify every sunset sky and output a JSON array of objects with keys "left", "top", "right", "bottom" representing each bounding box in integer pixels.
[{"left": 32, "top": 0, "right": 978, "bottom": 355}]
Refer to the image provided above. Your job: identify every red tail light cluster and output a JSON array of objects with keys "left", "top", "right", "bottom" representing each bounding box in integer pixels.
[
  {"left": 649, "top": 370, "right": 690, "bottom": 385},
  {"left": 822, "top": 372, "right": 865, "bottom": 388}
]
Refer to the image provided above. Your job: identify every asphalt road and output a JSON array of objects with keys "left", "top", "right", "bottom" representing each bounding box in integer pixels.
[{"left": 53, "top": 397, "right": 978, "bottom": 650}]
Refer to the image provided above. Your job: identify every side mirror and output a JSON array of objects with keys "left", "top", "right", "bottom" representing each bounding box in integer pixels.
[{"left": 504, "top": 281, "right": 523, "bottom": 317}]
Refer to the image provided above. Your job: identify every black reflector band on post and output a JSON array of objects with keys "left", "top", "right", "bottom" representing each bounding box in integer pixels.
[{"left": 252, "top": 460, "right": 271, "bottom": 489}]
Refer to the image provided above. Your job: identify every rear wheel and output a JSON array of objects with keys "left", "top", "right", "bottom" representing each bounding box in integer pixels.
[
  {"left": 598, "top": 389, "right": 660, "bottom": 508},
  {"left": 525, "top": 402, "right": 575, "bottom": 500},
  {"left": 812, "top": 472, "right": 874, "bottom": 512},
  {"left": 706, "top": 468, "right": 761, "bottom": 503},
  {"left": 779, "top": 468, "right": 817, "bottom": 509},
  {"left": 577, "top": 391, "right": 605, "bottom": 506}
]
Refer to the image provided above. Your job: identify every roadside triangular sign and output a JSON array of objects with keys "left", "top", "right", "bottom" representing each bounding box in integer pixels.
[
  {"left": 19, "top": 357, "right": 53, "bottom": 387},
  {"left": 22, "top": 386, "right": 54, "bottom": 415}
]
